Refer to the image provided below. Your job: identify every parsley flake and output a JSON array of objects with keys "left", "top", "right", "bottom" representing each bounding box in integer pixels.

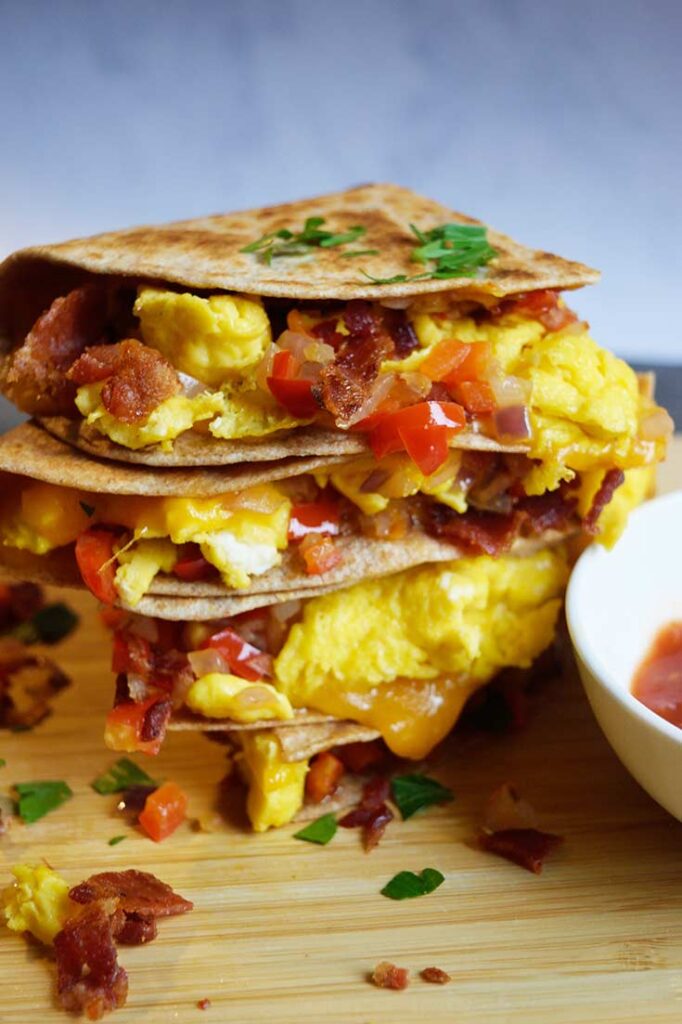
[
  {"left": 409, "top": 222, "right": 497, "bottom": 278},
  {"left": 11, "top": 602, "right": 79, "bottom": 646},
  {"left": 79, "top": 501, "right": 95, "bottom": 518},
  {"left": 91, "top": 758, "right": 158, "bottom": 795},
  {"left": 340, "top": 248, "right": 380, "bottom": 259},
  {"left": 391, "top": 774, "right": 454, "bottom": 821},
  {"left": 241, "top": 218, "right": 366, "bottom": 264},
  {"left": 15, "top": 780, "right": 73, "bottom": 823},
  {"left": 381, "top": 868, "right": 445, "bottom": 901},
  {"left": 293, "top": 813, "right": 338, "bottom": 845},
  {"left": 108, "top": 835, "right": 127, "bottom": 846},
  {"left": 0, "top": 758, "right": 6, "bottom": 768}
]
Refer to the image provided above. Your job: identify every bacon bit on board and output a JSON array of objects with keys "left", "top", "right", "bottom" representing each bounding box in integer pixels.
[
  {"left": 478, "top": 828, "right": 564, "bottom": 874},
  {"left": 420, "top": 967, "right": 451, "bottom": 985},
  {"left": 582, "top": 469, "right": 625, "bottom": 535},
  {"left": 339, "top": 777, "right": 394, "bottom": 851},
  {"left": 69, "top": 869, "right": 193, "bottom": 925},
  {"left": 3, "top": 285, "right": 109, "bottom": 415},
  {"left": 68, "top": 338, "right": 180, "bottom": 424},
  {"left": 483, "top": 783, "right": 538, "bottom": 833},
  {"left": 371, "top": 961, "right": 410, "bottom": 990},
  {"left": 54, "top": 901, "right": 128, "bottom": 1020},
  {"left": 0, "top": 641, "right": 70, "bottom": 730},
  {"left": 305, "top": 751, "right": 345, "bottom": 803},
  {"left": 197, "top": 998, "right": 212, "bottom": 1010}
]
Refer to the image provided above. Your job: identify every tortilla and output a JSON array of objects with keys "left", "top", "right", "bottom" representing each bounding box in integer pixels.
[{"left": 0, "top": 420, "right": 359, "bottom": 496}]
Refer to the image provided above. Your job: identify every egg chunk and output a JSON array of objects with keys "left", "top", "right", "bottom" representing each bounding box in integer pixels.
[
  {"left": 209, "top": 380, "right": 307, "bottom": 440},
  {"left": 275, "top": 549, "right": 569, "bottom": 759},
  {"left": 236, "top": 731, "right": 308, "bottom": 832},
  {"left": 134, "top": 288, "right": 272, "bottom": 386},
  {"left": 186, "top": 673, "right": 293, "bottom": 723},
  {"left": 2, "top": 864, "right": 75, "bottom": 945}
]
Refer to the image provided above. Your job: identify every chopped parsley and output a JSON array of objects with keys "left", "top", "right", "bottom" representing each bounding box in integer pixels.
[
  {"left": 340, "top": 248, "right": 380, "bottom": 259},
  {"left": 0, "top": 758, "right": 6, "bottom": 768},
  {"left": 361, "top": 221, "right": 497, "bottom": 284},
  {"left": 391, "top": 774, "right": 454, "bottom": 821},
  {"left": 15, "top": 780, "right": 73, "bottom": 823},
  {"left": 108, "top": 835, "right": 127, "bottom": 846},
  {"left": 293, "top": 813, "right": 338, "bottom": 845},
  {"left": 91, "top": 757, "right": 158, "bottom": 796},
  {"left": 381, "top": 868, "right": 445, "bottom": 901},
  {"left": 11, "top": 602, "right": 79, "bottom": 645},
  {"left": 79, "top": 501, "right": 95, "bottom": 518},
  {"left": 241, "top": 217, "right": 367, "bottom": 265}
]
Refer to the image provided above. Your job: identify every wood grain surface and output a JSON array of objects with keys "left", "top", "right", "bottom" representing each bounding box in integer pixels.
[{"left": 0, "top": 442, "right": 681, "bottom": 1024}]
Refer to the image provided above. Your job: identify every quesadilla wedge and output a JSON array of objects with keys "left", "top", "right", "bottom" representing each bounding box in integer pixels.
[
  {"left": 0, "top": 421, "right": 654, "bottom": 611},
  {"left": 0, "top": 186, "right": 670, "bottom": 493}
]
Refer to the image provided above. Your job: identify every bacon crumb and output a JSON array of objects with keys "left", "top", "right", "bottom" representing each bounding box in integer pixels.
[
  {"left": 69, "top": 869, "right": 193, "bottom": 925},
  {"left": 478, "top": 828, "right": 564, "bottom": 874},
  {"left": 420, "top": 967, "right": 451, "bottom": 985},
  {"left": 582, "top": 469, "right": 625, "bottom": 535},
  {"left": 197, "top": 998, "right": 212, "bottom": 1010},
  {"left": 68, "top": 338, "right": 180, "bottom": 423},
  {"left": 54, "top": 902, "right": 128, "bottom": 1020},
  {"left": 339, "top": 776, "right": 394, "bottom": 851},
  {"left": 372, "top": 961, "right": 410, "bottom": 990},
  {"left": 320, "top": 303, "right": 394, "bottom": 426}
]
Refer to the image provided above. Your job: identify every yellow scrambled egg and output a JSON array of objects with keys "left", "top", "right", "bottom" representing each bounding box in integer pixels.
[
  {"left": 235, "top": 732, "right": 308, "bottom": 832},
  {"left": 134, "top": 288, "right": 271, "bottom": 385},
  {"left": 0, "top": 480, "right": 291, "bottom": 605},
  {"left": 208, "top": 380, "right": 308, "bottom": 440},
  {"left": 2, "top": 864, "right": 74, "bottom": 945},
  {"left": 186, "top": 673, "right": 294, "bottom": 723}
]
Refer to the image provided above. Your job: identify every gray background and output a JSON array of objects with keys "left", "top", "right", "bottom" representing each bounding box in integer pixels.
[{"left": 0, "top": 0, "right": 680, "bottom": 427}]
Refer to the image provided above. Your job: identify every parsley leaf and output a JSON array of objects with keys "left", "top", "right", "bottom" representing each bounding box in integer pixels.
[
  {"left": 340, "top": 248, "right": 380, "bottom": 259},
  {"left": 15, "top": 780, "right": 73, "bottom": 823},
  {"left": 12, "top": 602, "right": 79, "bottom": 645},
  {"left": 91, "top": 758, "right": 158, "bottom": 795},
  {"left": 409, "top": 222, "right": 497, "bottom": 279},
  {"left": 0, "top": 758, "right": 6, "bottom": 768},
  {"left": 79, "top": 501, "right": 95, "bottom": 517},
  {"left": 241, "top": 218, "right": 366, "bottom": 264},
  {"left": 381, "top": 868, "right": 445, "bottom": 901},
  {"left": 108, "top": 835, "right": 127, "bottom": 846},
  {"left": 391, "top": 774, "right": 454, "bottom": 821},
  {"left": 293, "top": 813, "right": 338, "bottom": 845}
]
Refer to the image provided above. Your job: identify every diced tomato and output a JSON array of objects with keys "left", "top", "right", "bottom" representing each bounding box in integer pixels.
[
  {"left": 138, "top": 781, "right": 188, "bottom": 842},
  {"left": 111, "top": 630, "right": 153, "bottom": 677},
  {"left": 305, "top": 751, "right": 345, "bottom": 803},
  {"left": 173, "top": 543, "right": 215, "bottom": 582},
  {"left": 334, "top": 740, "right": 385, "bottom": 774},
  {"left": 501, "top": 290, "right": 577, "bottom": 332},
  {"left": 455, "top": 380, "right": 497, "bottom": 415},
  {"left": 202, "top": 626, "right": 272, "bottom": 681},
  {"left": 442, "top": 341, "right": 492, "bottom": 386},
  {"left": 299, "top": 534, "right": 344, "bottom": 575},
  {"left": 99, "top": 606, "right": 128, "bottom": 630},
  {"left": 419, "top": 338, "right": 471, "bottom": 381},
  {"left": 267, "top": 349, "right": 320, "bottom": 417},
  {"left": 286, "top": 309, "right": 314, "bottom": 336},
  {"left": 369, "top": 401, "right": 466, "bottom": 476},
  {"left": 288, "top": 501, "right": 341, "bottom": 541},
  {"left": 104, "top": 697, "right": 164, "bottom": 756},
  {"left": 74, "top": 528, "right": 119, "bottom": 604}
]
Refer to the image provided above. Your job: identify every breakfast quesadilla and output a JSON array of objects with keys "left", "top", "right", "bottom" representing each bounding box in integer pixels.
[
  {"left": 0, "top": 420, "right": 654, "bottom": 611},
  {"left": 0, "top": 186, "right": 670, "bottom": 494}
]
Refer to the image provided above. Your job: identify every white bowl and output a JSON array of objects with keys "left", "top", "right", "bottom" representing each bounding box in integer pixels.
[{"left": 566, "top": 490, "right": 682, "bottom": 820}]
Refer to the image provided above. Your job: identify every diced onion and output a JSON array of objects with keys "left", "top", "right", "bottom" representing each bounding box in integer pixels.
[
  {"left": 127, "top": 616, "right": 159, "bottom": 643},
  {"left": 344, "top": 372, "right": 396, "bottom": 427},
  {"left": 188, "top": 648, "right": 231, "bottom": 678},
  {"left": 277, "top": 330, "right": 314, "bottom": 360},
  {"left": 271, "top": 599, "right": 302, "bottom": 623},
  {"left": 233, "top": 685, "right": 278, "bottom": 710},
  {"left": 127, "top": 673, "right": 150, "bottom": 701},
  {"left": 303, "top": 341, "right": 335, "bottom": 365},
  {"left": 489, "top": 374, "right": 531, "bottom": 408},
  {"left": 640, "top": 408, "right": 674, "bottom": 442},
  {"left": 178, "top": 371, "right": 207, "bottom": 397},
  {"left": 494, "top": 404, "right": 531, "bottom": 441},
  {"left": 400, "top": 372, "right": 432, "bottom": 400},
  {"left": 379, "top": 296, "right": 412, "bottom": 310}
]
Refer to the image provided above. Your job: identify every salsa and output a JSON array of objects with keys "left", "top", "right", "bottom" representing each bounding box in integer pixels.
[{"left": 631, "top": 621, "right": 682, "bottom": 729}]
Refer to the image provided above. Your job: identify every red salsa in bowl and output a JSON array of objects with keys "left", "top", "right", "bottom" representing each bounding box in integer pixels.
[{"left": 631, "top": 622, "right": 682, "bottom": 730}]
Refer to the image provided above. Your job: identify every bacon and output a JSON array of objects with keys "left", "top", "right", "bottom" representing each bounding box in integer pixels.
[
  {"left": 339, "top": 776, "right": 394, "bottom": 851},
  {"left": 582, "top": 469, "right": 625, "bottom": 535},
  {"left": 478, "top": 828, "right": 564, "bottom": 874},
  {"left": 68, "top": 339, "right": 180, "bottom": 424},
  {"left": 420, "top": 967, "right": 451, "bottom": 984},
  {"left": 69, "top": 869, "right": 193, "bottom": 924},
  {"left": 54, "top": 902, "right": 128, "bottom": 1020},
  {"left": 333, "top": 739, "right": 386, "bottom": 774},
  {"left": 426, "top": 505, "right": 522, "bottom": 556},
  {"left": 517, "top": 490, "right": 578, "bottom": 534},
  {"left": 140, "top": 698, "right": 172, "bottom": 742},
  {"left": 320, "top": 302, "right": 394, "bottom": 426},
  {"left": 382, "top": 308, "right": 419, "bottom": 357},
  {"left": 2, "top": 285, "right": 109, "bottom": 415},
  {"left": 372, "top": 961, "right": 410, "bottom": 990}
]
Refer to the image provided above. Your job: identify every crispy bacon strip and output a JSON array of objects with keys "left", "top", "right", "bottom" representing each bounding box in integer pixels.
[
  {"left": 426, "top": 506, "right": 523, "bottom": 555},
  {"left": 478, "top": 828, "right": 564, "bottom": 874},
  {"left": 582, "top": 469, "right": 625, "bottom": 535},
  {"left": 3, "top": 285, "right": 109, "bottom": 415},
  {"left": 69, "top": 869, "right": 194, "bottom": 923},
  {"left": 68, "top": 339, "right": 180, "bottom": 424},
  {"left": 372, "top": 961, "right": 410, "bottom": 990},
  {"left": 54, "top": 902, "right": 128, "bottom": 1020},
  {"left": 339, "top": 777, "right": 394, "bottom": 851},
  {"left": 517, "top": 491, "right": 578, "bottom": 534},
  {"left": 320, "top": 302, "right": 394, "bottom": 425}
]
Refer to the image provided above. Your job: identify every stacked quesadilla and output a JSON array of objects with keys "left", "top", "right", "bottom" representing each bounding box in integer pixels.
[{"left": 0, "top": 185, "right": 671, "bottom": 830}]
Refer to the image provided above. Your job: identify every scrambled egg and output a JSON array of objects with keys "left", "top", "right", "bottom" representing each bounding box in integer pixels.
[
  {"left": 134, "top": 288, "right": 271, "bottom": 385},
  {"left": 326, "top": 451, "right": 467, "bottom": 516},
  {"left": 209, "top": 380, "right": 307, "bottom": 440},
  {"left": 235, "top": 732, "right": 308, "bottom": 832},
  {"left": 75, "top": 385, "right": 224, "bottom": 451},
  {"left": 2, "top": 864, "right": 74, "bottom": 945},
  {"left": 186, "top": 673, "right": 294, "bottom": 723}
]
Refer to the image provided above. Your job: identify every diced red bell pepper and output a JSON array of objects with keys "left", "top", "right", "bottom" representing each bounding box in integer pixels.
[
  {"left": 442, "top": 341, "right": 492, "bottom": 386},
  {"left": 138, "top": 781, "right": 188, "bottom": 842},
  {"left": 299, "top": 534, "right": 344, "bottom": 575},
  {"left": 369, "top": 401, "right": 466, "bottom": 476},
  {"left": 104, "top": 696, "right": 164, "bottom": 756},
  {"left": 74, "top": 528, "right": 119, "bottom": 604},
  {"left": 334, "top": 740, "right": 385, "bottom": 774},
  {"left": 99, "top": 606, "right": 128, "bottom": 630},
  {"left": 201, "top": 626, "right": 271, "bottom": 681},
  {"left": 267, "top": 349, "right": 319, "bottom": 417},
  {"left": 502, "top": 289, "right": 577, "bottom": 332},
  {"left": 305, "top": 751, "right": 345, "bottom": 803},
  {"left": 419, "top": 338, "right": 471, "bottom": 381},
  {"left": 455, "top": 379, "right": 497, "bottom": 415},
  {"left": 173, "top": 543, "right": 215, "bottom": 582},
  {"left": 288, "top": 501, "right": 341, "bottom": 541}
]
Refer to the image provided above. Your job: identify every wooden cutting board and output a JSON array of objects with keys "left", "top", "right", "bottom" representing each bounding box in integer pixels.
[{"left": 1, "top": 443, "right": 681, "bottom": 1024}]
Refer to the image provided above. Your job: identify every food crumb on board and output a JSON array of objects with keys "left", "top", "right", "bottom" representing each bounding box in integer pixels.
[
  {"left": 371, "top": 961, "right": 410, "bottom": 989},
  {"left": 197, "top": 997, "right": 212, "bottom": 1010},
  {"left": 421, "top": 966, "right": 451, "bottom": 984}
]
